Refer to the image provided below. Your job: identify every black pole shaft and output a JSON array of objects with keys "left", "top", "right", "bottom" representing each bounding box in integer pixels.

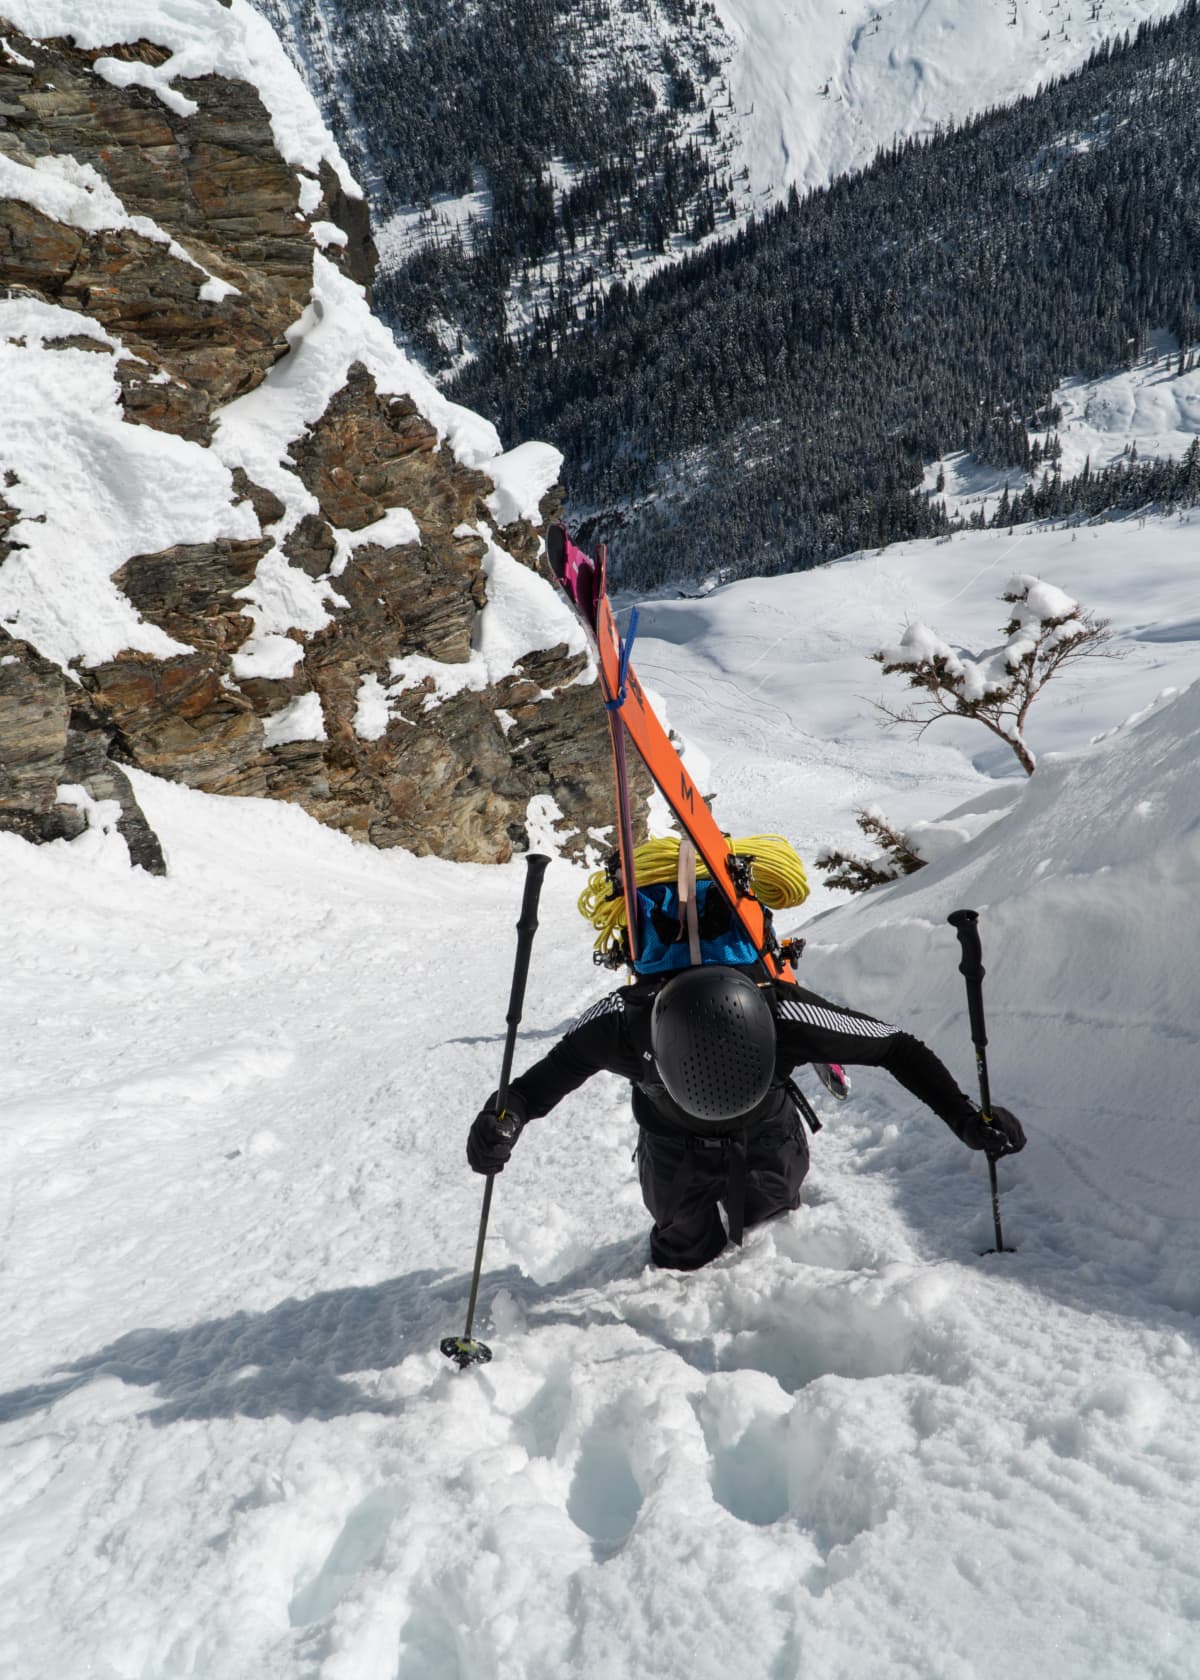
[
  {"left": 947, "top": 909, "right": 1006, "bottom": 1253},
  {"left": 461, "top": 1176, "right": 498, "bottom": 1347},
  {"left": 460, "top": 853, "right": 550, "bottom": 1347}
]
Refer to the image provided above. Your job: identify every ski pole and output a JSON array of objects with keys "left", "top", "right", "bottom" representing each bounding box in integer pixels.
[
  {"left": 442, "top": 852, "right": 550, "bottom": 1369},
  {"left": 947, "top": 908, "right": 1011, "bottom": 1254}
]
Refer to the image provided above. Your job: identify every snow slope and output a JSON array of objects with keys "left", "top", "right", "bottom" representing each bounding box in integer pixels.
[
  {"left": 632, "top": 505, "right": 1200, "bottom": 903},
  {"left": 717, "top": 0, "right": 1192, "bottom": 199},
  {"left": 3, "top": 502, "right": 1200, "bottom": 1678},
  {"left": 4, "top": 3, "right": 1200, "bottom": 1674}
]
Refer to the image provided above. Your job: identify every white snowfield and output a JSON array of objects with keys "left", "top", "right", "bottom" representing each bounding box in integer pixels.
[
  {"left": 715, "top": 0, "right": 1191, "bottom": 199},
  {"left": 3, "top": 503, "right": 1200, "bottom": 1678},
  {"left": 632, "top": 506, "right": 1200, "bottom": 877}
]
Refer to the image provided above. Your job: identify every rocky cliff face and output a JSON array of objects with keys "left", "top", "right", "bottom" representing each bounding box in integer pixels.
[{"left": 0, "top": 17, "right": 645, "bottom": 867}]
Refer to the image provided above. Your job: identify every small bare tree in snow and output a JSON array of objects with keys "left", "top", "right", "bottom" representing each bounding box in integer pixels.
[{"left": 872, "top": 575, "right": 1119, "bottom": 776}]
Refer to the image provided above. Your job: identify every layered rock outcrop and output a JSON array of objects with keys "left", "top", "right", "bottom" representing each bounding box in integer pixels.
[{"left": 0, "top": 18, "right": 646, "bottom": 867}]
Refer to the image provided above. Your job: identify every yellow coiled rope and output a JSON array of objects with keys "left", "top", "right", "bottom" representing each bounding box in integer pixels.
[{"left": 578, "top": 834, "right": 808, "bottom": 962}]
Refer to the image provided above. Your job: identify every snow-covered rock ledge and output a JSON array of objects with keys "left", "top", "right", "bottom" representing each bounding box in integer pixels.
[{"left": 0, "top": 5, "right": 631, "bottom": 864}]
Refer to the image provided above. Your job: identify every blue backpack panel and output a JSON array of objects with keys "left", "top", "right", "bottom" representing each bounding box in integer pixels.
[{"left": 632, "top": 879, "right": 758, "bottom": 975}]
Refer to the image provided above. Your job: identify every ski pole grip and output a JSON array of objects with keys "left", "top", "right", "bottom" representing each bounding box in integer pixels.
[
  {"left": 510, "top": 853, "right": 551, "bottom": 974},
  {"left": 497, "top": 854, "right": 550, "bottom": 1109},
  {"left": 948, "top": 909, "right": 988, "bottom": 1050}
]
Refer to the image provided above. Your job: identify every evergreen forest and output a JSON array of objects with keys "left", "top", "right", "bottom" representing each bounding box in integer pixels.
[
  {"left": 258, "top": 0, "right": 736, "bottom": 370},
  {"left": 451, "top": 2, "right": 1200, "bottom": 587}
]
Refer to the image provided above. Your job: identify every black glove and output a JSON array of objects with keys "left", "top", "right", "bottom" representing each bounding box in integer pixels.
[
  {"left": 961, "top": 1104, "right": 1027, "bottom": 1160},
  {"left": 467, "top": 1093, "right": 527, "bottom": 1175}
]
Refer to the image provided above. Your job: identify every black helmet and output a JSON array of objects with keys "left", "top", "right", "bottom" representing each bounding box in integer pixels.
[{"left": 650, "top": 966, "right": 776, "bottom": 1125}]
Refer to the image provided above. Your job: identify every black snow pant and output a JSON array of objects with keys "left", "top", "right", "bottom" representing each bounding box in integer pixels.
[{"left": 637, "top": 1108, "right": 810, "bottom": 1271}]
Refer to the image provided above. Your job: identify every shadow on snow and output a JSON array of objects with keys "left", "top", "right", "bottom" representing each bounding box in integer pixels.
[{"left": 0, "top": 1239, "right": 647, "bottom": 1428}]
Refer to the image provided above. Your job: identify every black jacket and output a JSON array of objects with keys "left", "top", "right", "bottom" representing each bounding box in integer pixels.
[{"left": 507, "top": 977, "right": 978, "bottom": 1142}]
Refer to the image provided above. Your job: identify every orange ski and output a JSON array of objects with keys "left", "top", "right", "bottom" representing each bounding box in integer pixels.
[
  {"left": 547, "top": 524, "right": 794, "bottom": 983},
  {"left": 546, "top": 525, "right": 641, "bottom": 960}
]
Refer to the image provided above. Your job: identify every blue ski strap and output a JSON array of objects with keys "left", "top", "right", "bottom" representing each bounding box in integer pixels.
[{"left": 604, "top": 606, "right": 639, "bottom": 712}]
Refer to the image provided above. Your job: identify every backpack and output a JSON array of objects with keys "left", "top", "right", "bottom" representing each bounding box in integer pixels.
[
  {"left": 631, "top": 876, "right": 759, "bottom": 974},
  {"left": 578, "top": 831, "right": 808, "bottom": 973}
]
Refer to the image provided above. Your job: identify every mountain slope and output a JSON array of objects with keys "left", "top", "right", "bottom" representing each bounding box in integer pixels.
[
  {"left": 249, "top": 0, "right": 1190, "bottom": 375},
  {"left": 3, "top": 504, "right": 1199, "bottom": 1676},
  {"left": 716, "top": 0, "right": 1192, "bottom": 198},
  {"left": 251, "top": 0, "right": 743, "bottom": 371},
  {"left": 454, "top": 6, "right": 1200, "bottom": 585}
]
